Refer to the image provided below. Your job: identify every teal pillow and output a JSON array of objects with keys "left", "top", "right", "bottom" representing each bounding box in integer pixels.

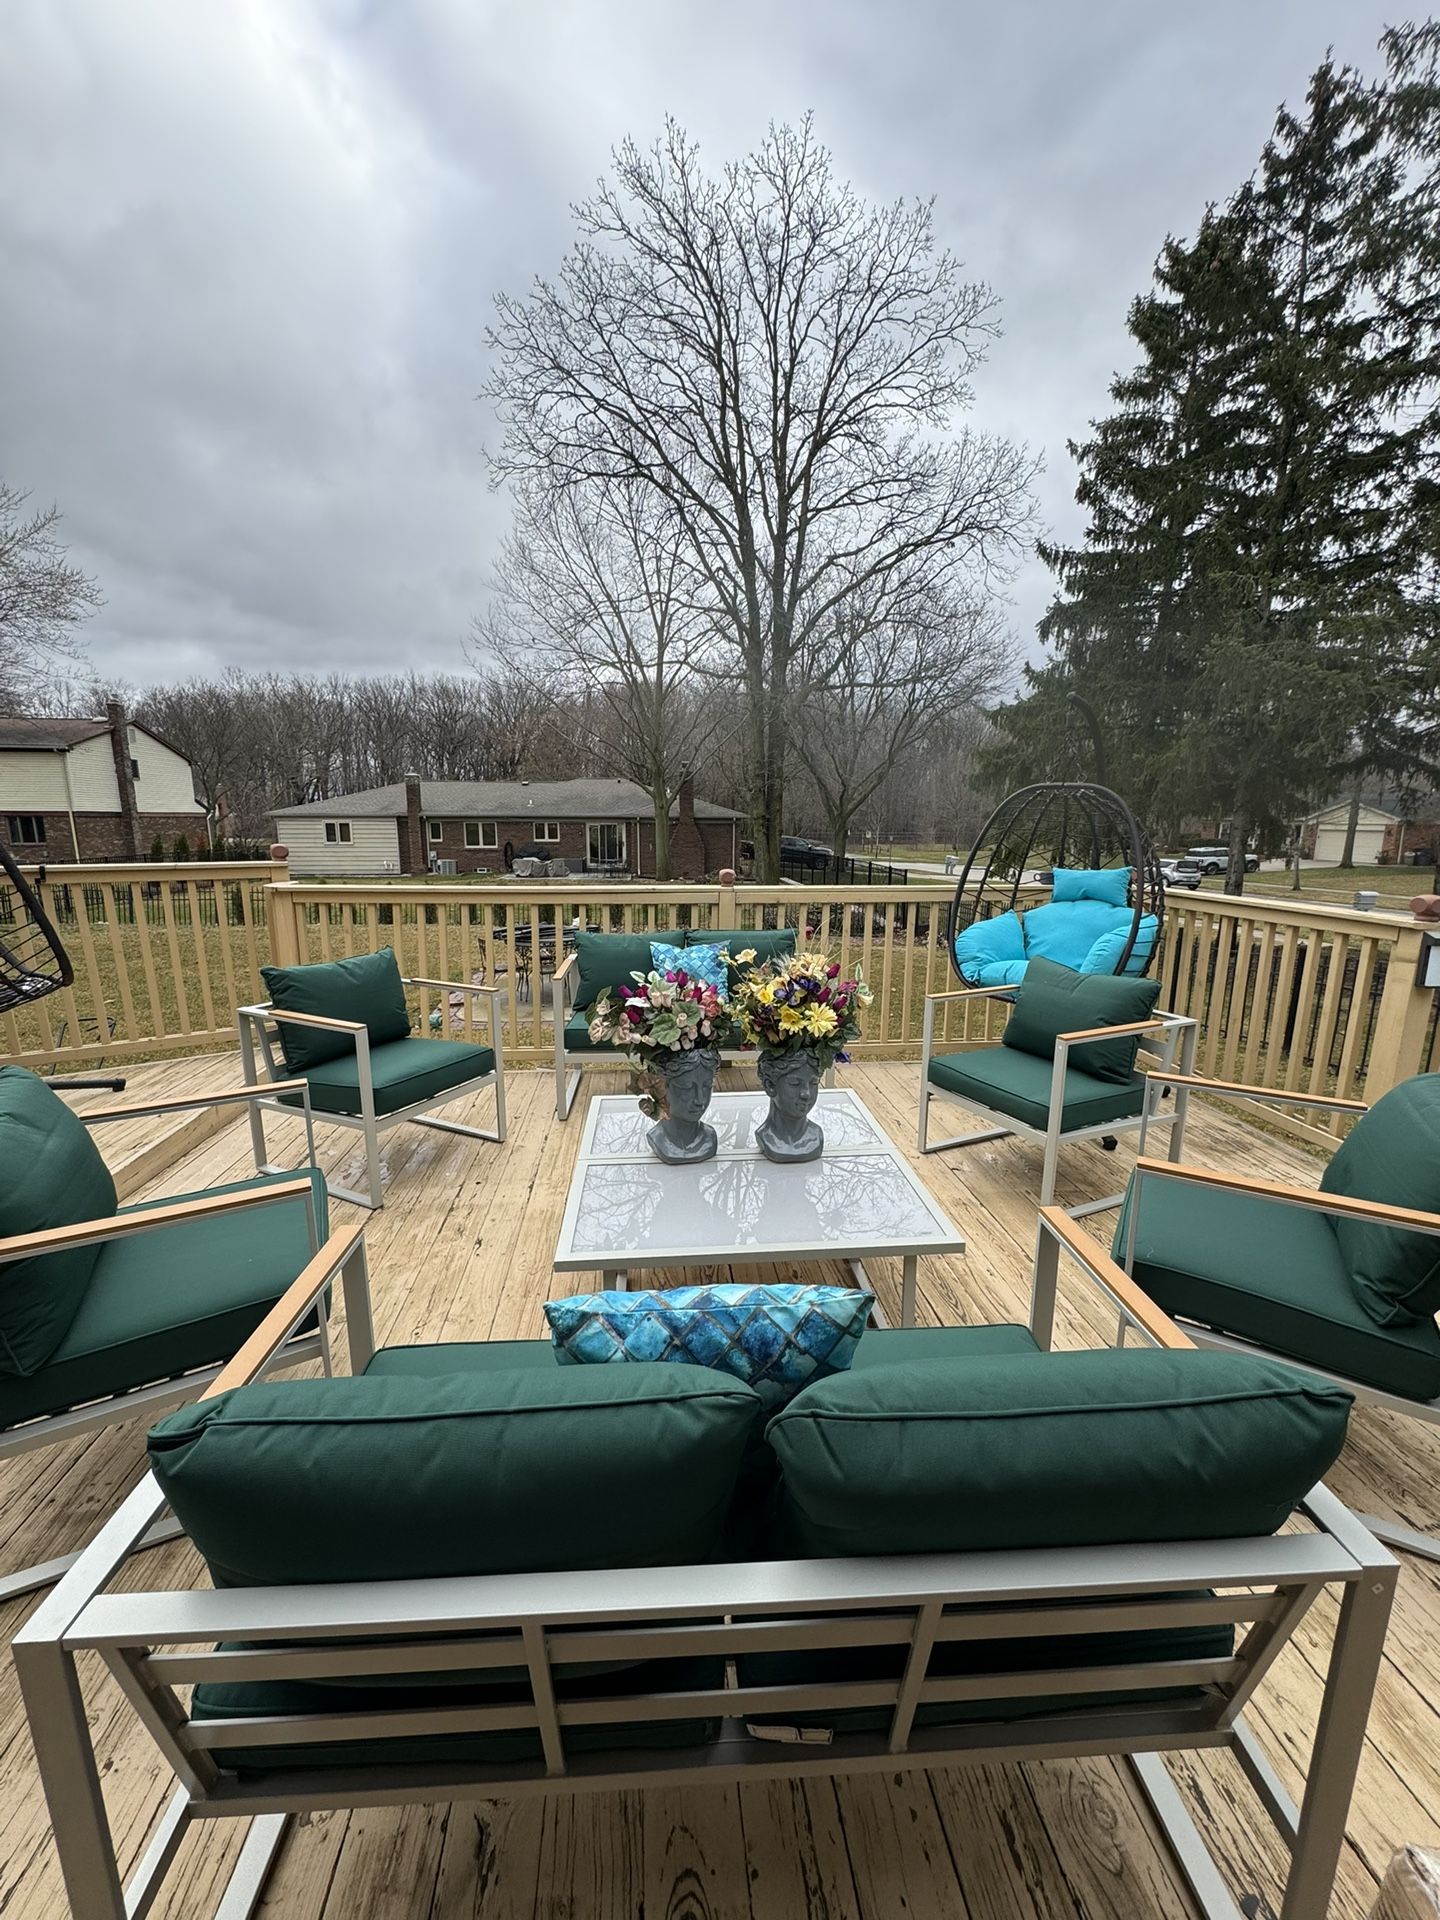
[
  {"left": 954, "top": 909, "right": 1027, "bottom": 987},
  {"left": 1320, "top": 1074, "right": 1440, "bottom": 1326},
  {"left": 690, "top": 928, "right": 797, "bottom": 967},
  {"left": 1021, "top": 898, "right": 1127, "bottom": 967},
  {"left": 1082, "top": 914, "right": 1159, "bottom": 977},
  {"left": 572, "top": 930, "right": 676, "bottom": 1012},
  {"left": 0, "top": 1067, "right": 118, "bottom": 1376},
  {"left": 148, "top": 1365, "right": 760, "bottom": 1586},
  {"left": 651, "top": 940, "right": 729, "bottom": 997},
  {"left": 765, "top": 1349, "right": 1351, "bottom": 1558},
  {"left": 261, "top": 948, "right": 411, "bottom": 1072},
  {"left": 545, "top": 1285, "right": 870, "bottom": 1408},
  {"left": 1001, "top": 955, "right": 1160, "bottom": 1083},
  {"left": 1052, "top": 867, "right": 1132, "bottom": 909}
]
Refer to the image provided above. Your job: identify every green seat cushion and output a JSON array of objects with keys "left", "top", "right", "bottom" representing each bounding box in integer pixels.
[
  {"left": 689, "top": 928, "right": 797, "bottom": 967},
  {"left": 562, "top": 1009, "right": 624, "bottom": 1054},
  {"left": 850, "top": 1324, "right": 1040, "bottom": 1366},
  {"left": 571, "top": 931, "right": 679, "bottom": 1012},
  {"left": 1318, "top": 1074, "right": 1440, "bottom": 1326},
  {"left": 261, "top": 947, "right": 411, "bottom": 1071},
  {"left": 276, "top": 1037, "right": 495, "bottom": 1118},
  {"left": 927, "top": 1046, "right": 1144, "bottom": 1134},
  {"left": 0, "top": 1170, "right": 328, "bottom": 1430},
  {"left": 765, "top": 1349, "right": 1350, "bottom": 1559},
  {"left": 148, "top": 1363, "right": 760, "bottom": 1587},
  {"left": 365, "top": 1339, "right": 556, "bottom": 1376},
  {"left": 1002, "top": 955, "right": 1161, "bottom": 1082},
  {"left": 1113, "top": 1173, "right": 1440, "bottom": 1401},
  {"left": 0, "top": 1067, "right": 118, "bottom": 1377}
]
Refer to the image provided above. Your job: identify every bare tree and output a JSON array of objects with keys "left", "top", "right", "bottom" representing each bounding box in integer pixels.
[
  {"left": 485, "top": 117, "right": 1037, "bottom": 879},
  {"left": 0, "top": 483, "right": 102, "bottom": 708}
]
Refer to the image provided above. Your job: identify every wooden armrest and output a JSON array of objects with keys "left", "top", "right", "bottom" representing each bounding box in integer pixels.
[
  {"left": 260, "top": 1007, "right": 366, "bottom": 1035},
  {"left": 1132, "top": 1157, "right": 1440, "bottom": 1234},
  {"left": 926, "top": 986, "right": 1013, "bottom": 1006},
  {"left": 402, "top": 976, "right": 500, "bottom": 998},
  {"left": 1141, "top": 1071, "right": 1368, "bottom": 1114},
  {"left": 553, "top": 951, "right": 579, "bottom": 983},
  {"left": 1057, "top": 1017, "right": 1172, "bottom": 1046},
  {"left": 205, "top": 1222, "right": 367, "bottom": 1398},
  {"left": 0, "top": 1177, "right": 318, "bottom": 1266},
  {"left": 81, "top": 1081, "right": 309, "bottom": 1125},
  {"left": 1038, "top": 1207, "right": 1195, "bottom": 1350}
]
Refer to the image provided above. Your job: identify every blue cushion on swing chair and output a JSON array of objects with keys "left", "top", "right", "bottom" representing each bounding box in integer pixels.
[
  {"left": 952, "top": 912, "right": 1029, "bottom": 989},
  {"left": 1082, "top": 915, "right": 1159, "bottom": 978}
]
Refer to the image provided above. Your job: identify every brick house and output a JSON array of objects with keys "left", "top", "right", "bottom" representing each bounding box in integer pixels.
[
  {"left": 0, "top": 704, "right": 205, "bottom": 863},
  {"left": 271, "top": 775, "right": 742, "bottom": 879}
]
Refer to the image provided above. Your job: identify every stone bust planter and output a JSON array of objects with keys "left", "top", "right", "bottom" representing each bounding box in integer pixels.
[
  {"left": 646, "top": 1048, "right": 720, "bottom": 1163},
  {"left": 755, "top": 1048, "right": 823, "bottom": 1163}
]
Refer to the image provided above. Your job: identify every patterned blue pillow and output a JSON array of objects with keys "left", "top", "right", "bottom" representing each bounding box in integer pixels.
[
  {"left": 651, "top": 939, "right": 729, "bottom": 997},
  {"left": 545, "top": 1284, "right": 870, "bottom": 1408}
]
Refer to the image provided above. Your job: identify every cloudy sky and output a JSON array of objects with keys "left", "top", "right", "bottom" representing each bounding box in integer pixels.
[{"left": 0, "top": 0, "right": 1404, "bottom": 693}]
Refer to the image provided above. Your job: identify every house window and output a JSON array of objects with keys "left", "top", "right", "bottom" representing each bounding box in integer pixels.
[
  {"left": 323, "top": 821, "right": 352, "bottom": 845},
  {"left": 464, "top": 821, "right": 498, "bottom": 849},
  {"left": 428, "top": 820, "right": 443, "bottom": 843},
  {"left": 535, "top": 820, "right": 562, "bottom": 843},
  {"left": 130, "top": 758, "right": 141, "bottom": 779},
  {"left": 587, "top": 822, "right": 627, "bottom": 867},
  {"left": 6, "top": 815, "right": 45, "bottom": 846}
]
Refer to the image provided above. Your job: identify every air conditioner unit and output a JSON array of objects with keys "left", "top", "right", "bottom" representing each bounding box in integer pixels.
[{"left": 436, "top": 859, "right": 458, "bottom": 876}]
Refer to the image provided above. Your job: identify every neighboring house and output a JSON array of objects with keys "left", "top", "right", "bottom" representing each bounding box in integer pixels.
[
  {"left": 271, "top": 774, "right": 741, "bottom": 879},
  {"left": 1380, "top": 811, "right": 1440, "bottom": 867},
  {"left": 1298, "top": 800, "right": 1398, "bottom": 865},
  {"left": 0, "top": 703, "right": 204, "bottom": 863}
]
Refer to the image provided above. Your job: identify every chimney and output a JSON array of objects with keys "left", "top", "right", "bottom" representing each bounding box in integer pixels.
[
  {"left": 402, "top": 772, "right": 425, "bottom": 874},
  {"left": 669, "top": 769, "right": 706, "bottom": 880},
  {"left": 106, "top": 698, "right": 142, "bottom": 861}
]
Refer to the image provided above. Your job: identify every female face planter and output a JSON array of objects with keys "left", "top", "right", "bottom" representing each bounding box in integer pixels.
[
  {"left": 756, "top": 1049, "right": 824, "bottom": 1163},
  {"left": 646, "top": 1048, "right": 719, "bottom": 1164}
]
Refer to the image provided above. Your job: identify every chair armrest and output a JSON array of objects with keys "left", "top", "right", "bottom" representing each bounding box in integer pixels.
[
  {"left": 1130, "top": 1157, "right": 1440, "bottom": 1236},
  {"left": 256, "top": 1007, "right": 367, "bottom": 1035},
  {"left": 81, "top": 1081, "right": 310, "bottom": 1126},
  {"left": 0, "top": 1177, "right": 319, "bottom": 1267},
  {"left": 402, "top": 976, "right": 501, "bottom": 998},
  {"left": 1036, "top": 1206, "right": 1196, "bottom": 1351},
  {"left": 553, "top": 951, "right": 579, "bottom": 985},
  {"left": 1056, "top": 1017, "right": 1174, "bottom": 1046},
  {"left": 1140, "top": 1071, "right": 1368, "bottom": 1115},
  {"left": 925, "top": 986, "right": 1014, "bottom": 1006},
  {"left": 205, "top": 1222, "right": 367, "bottom": 1399}
]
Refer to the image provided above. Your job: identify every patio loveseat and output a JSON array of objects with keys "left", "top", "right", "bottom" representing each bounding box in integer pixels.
[{"left": 17, "top": 1216, "right": 1395, "bottom": 1920}]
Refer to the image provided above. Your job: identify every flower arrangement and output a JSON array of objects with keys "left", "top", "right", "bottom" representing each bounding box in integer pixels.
[
  {"left": 729, "top": 949, "right": 872, "bottom": 1069},
  {"left": 588, "top": 964, "right": 732, "bottom": 1056}
]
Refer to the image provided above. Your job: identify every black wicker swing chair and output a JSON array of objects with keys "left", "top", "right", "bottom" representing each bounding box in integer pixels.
[
  {"left": 945, "top": 781, "right": 1166, "bottom": 990},
  {"left": 0, "top": 846, "right": 124, "bottom": 1091}
]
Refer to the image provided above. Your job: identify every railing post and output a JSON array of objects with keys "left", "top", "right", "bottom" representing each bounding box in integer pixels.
[
  {"left": 267, "top": 865, "right": 302, "bottom": 967},
  {"left": 716, "top": 874, "right": 736, "bottom": 930},
  {"left": 1367, "top": 919, "right": 1432, "bottom": 1098}
]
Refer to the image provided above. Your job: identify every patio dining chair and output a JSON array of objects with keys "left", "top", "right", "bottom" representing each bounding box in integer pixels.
[
  {"left": 0, "top": 1065, "right": 369, "bottom": 1600},
  {"left": 1113, "top": 1069, "right": 1440, "bottom": 1561},
  {"left": 239, "top": 945, "right": 506, "bottom": 1209},
  {"left": 918, "top": 955, "right": 1197, "bottom": 1215}
]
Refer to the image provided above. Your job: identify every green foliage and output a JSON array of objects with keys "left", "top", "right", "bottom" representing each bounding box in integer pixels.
[
  {"left": 149, "top": 833, "right": 166, "bottom": 863},
  {"left": 172, "top": 833, "right": 191, "bottom": 864}
]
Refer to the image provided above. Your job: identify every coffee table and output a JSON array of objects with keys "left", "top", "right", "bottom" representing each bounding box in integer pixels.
[{"left": 553, "top": 1087, "right": 965, "bottom": 1327}]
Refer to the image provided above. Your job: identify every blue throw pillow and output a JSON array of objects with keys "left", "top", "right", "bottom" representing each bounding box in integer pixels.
[
  {"left": 545, "top": 1284, "right": 871, "bottom": 1408},
  {"left": 1052, "top": 867, "right": 1132, "bottom": 909},
  {"left": 651, "top": 939, "right": 729, "bottom": 997},
  {"left": 1082, "top": 914, "right": 1159, "bottom": 977}
]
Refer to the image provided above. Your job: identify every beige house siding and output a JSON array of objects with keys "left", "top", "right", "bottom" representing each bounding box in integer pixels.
[
  {"left": 1305, "top": 804, "right": 1393, "bottom": 865},
  {"left": 0, "top": 748, "right": 72, "bottom": 810},
  {"left": 279, "top": 815, "right": 402, "bottom": 875}
]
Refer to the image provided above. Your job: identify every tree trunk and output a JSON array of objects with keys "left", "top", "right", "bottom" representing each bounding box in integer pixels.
[
  {"left": 1338, "top": 782, "right": 1363, "bottom": 870},
  {"left": 651, "top": 779, "right": 672, "bottom": 881},
  {"left": 1224, "top": 810, "right": 1250, "bottom": 896}
]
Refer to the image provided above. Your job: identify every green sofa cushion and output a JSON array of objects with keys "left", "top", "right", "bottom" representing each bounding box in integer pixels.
[
  {"left": 0, "top": 1170, "right": 328, "bottom": 1430},
  {"left": 927, "top": 1045, "right": 1145, "bottom": 1134},
  {"left": 765, "top": 1348, "right": 1350, "bottom": 1559},
  {"left": 148, "top": 1364, "right": 760, "bottom": 1587},
  {"left": 261, "top": 947, "right": 411, "bottom": 1071},
  {"left": 275, "top": 1037, "right": 495, "bottom": 1118},
  {"left": 1002, "top": 955, "right": 1161, "bottom": 1082},
  {"left": 1113, "top": 1172, "right": 1440, "bottom": 1401},
  {"left": 1319, "top": 1074, "right": 1440, "bottom": 1327},
  {"left": 571, "top": 931, "right": 678, "bottom": 1012},
  {"left": 0, "top": 1066, "right": 118, "bottom": 1378},
  {"left": 689, "top": 928, "right": 798, "bottom": 968}
]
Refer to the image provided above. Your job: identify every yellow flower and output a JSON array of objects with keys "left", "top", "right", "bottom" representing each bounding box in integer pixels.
[
  {"left": 735, "top": 947, "right": 757, "bottom": 964},
  {"left": 778, "top": 1005, "right": 806, "bottom": 1031},
  {"left": 806, "top": 1004, "right": 838, "bottom": 1036}
]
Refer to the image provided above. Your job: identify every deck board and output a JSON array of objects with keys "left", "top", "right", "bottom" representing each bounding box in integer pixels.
[{"left": 3, "top": 1056, "right": 1437, "bottom": 1919}]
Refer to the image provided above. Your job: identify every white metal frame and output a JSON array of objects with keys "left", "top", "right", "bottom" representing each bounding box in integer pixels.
[
  {"left": 917, "top": 984, "right": 1198, "bottom": 1216},
  {"left": 13, "top": 1217, "right": 1395, "bottom": 1920},
  {"left": 239, "top": 976, "right": 506, "bottom": 1210},
  {"left": 1117, "top": 1067, "right": 1440, "bottom": 1563},
  {"left": 0, "top": 1082, "right": 358, "bottom": 1602}
]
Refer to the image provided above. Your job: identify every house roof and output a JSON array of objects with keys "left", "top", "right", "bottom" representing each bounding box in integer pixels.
[
  {"left": 0, "top": 715, "right": 110, "bottom": 751},
  {"left": 1302, "top": 800, "right": 1400, "bottom": 824},
  {"left": 273, "top": 778, "right": 743, "bottom": 822}
]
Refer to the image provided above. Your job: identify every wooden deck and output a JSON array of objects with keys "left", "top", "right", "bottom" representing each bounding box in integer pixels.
[{"left": 4, "top": 1057, "right": 1438, "bottom": 1920}]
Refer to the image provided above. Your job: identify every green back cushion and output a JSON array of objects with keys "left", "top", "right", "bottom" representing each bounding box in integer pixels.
[
  {"left": 572, "top": 930, "right": 677, "bottom": 1012},
  {"left": 691, "top": 928, "right": 798, "bottom": 967},
  {"left": 260, "top": 947, "right": 411, "bottom": 1071},
  {"left": 0, "top": 1067, "right": 117, "bottom": 1377},
  {"left": 765, "top": 1349, "right": 1350, "bottom": 1558},
  {"left": 1320, "top": 1074, "right": 1440, "bottom": 1326},
  {"left": 148, "top": 1364, "right": 759, "bottom": 1586},
  {"left": 1002, "top": 954, "right": 1161, "bottom": 1083}
]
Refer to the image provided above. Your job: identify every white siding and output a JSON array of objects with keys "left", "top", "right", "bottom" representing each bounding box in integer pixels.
[
  {"left": 278, "top": 817, "right": 402, "bottom": 875},
  {"left": 131, "top": 729, "right": 203, "bottom": 812},
  {"left": 0, "top": 748, "right": 71, "bottom": 810},
  {"left": 60, "top": 735, "right": 121, "bottom": 810}
]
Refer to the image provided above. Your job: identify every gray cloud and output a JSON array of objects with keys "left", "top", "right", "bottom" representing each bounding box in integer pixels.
[{"left": 0, "top": 0, "right": 1401, "bottom": 690}]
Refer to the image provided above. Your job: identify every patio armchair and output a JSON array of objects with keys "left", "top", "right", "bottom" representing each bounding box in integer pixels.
[
  {"left": 0, "top": 1065, "right": 370, "bottom": 1600},
  {"left": 1113, "top": 1068, "right": 1440, "bottom": 1561},
  {"left": 239, "top": 946, "right": 506, "bottom": 1208},
  {"left": 918, "top": 956, "right": 1197, "bottom": 1214}
]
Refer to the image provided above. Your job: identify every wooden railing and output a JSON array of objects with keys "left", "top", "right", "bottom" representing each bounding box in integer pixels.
[{"left": 4, "top": 866, "right": 1434, "bottom": 1144}]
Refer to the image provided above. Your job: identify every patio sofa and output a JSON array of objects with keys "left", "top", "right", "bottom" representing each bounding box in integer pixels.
[
  {"left": 17, "top": 1214, "right": 1394, "bottom": 1920},
  {"left": 552, "top": 925, "right": 797, "bottom": 1117}
]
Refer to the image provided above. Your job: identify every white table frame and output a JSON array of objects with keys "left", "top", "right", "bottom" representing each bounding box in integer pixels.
[{"left": 553, "top": 1088, "right": 966, "bottom": 1328}]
